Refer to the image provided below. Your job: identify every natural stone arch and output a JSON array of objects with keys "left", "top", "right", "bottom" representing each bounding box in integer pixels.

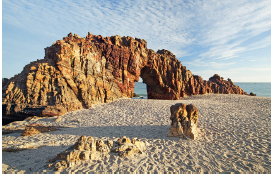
[
  {"left": 2, "top": 32, "right": 247, "bottom": 117},
  {"left": 139, "top": 49, "right": 191, "bottom": 100},
  {"left": 140, "top": 66, "right": 164, "bottom": 98}
]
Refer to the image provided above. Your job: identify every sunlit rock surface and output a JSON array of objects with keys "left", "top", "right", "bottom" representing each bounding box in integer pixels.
[
  {"left": 168, "top": 103, "right": 199, "bottom": 139},
  {"left": 2, "top": 32, "right": 247, "bottom": 117}
]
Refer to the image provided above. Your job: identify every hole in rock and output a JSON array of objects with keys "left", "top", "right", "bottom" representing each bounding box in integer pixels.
[{"left": 132, "top": 76, "right": 147, "bottom": 99}]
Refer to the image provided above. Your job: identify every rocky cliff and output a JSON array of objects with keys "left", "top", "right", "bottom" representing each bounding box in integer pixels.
[{"left": 2, "top": 32, "right": 247, "bottom": 117}]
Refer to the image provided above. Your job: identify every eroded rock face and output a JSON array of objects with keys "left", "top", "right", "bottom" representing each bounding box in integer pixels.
[
  {"left": 167, "top": 103, "right": 199, "bottom": 139},
  {"left": 2, "top": 32, "right": 247, "bottom": 117},
  {"left": 47, "top": 135, "right": 146, "bottom": 171}
]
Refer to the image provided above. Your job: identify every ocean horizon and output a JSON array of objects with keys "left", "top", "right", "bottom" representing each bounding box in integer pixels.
[
  {"left": 133, "top": 82, "right": 271, "bottom": 98},
  {"left": 2, "top": 78, "right": 270, "bottom": 98}
]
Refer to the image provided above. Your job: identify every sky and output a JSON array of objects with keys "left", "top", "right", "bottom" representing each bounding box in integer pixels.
[{"left": 2, "top": 0, "right": 271, "bottom": 82}]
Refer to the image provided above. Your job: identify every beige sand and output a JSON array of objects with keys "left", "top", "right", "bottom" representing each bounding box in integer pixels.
[{"left": 2, "top": 94, "right": 271, "bottom": 174}]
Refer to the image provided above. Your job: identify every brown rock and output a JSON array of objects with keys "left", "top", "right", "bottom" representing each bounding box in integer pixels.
[
  {"left": 21, "top": 124, "right": 57, "bottom": 136},
  {"left": 106, "top": 140, "right": 114, "bottom": 149},
  {"left": 116, "top": 136, "right": 131, "bottom": 145},
  {"left": 96, "top": 139, "right": 110, "bottom": 152},
  {"left": 79, "top": 151, "right": 95, "bottom": 160},
  {"left": 118, "top": 143, "right": 140, "bottom": 157},
  {"left": 54, "top": 116, "right": 61, "bottom": 122},
  {"left": 133, "top": 93, "right": 140, "bottom": 97},
  {"left": 47, "top": 135, "right": 146, "bottom": 170},
  {"left": 112, "top": 136, "right": 146, "bottom": 156},
  {"left": 167, "top": 103, "right": 199, "bottom": 139},
  {"left": 73, "top": 135, "right": 96, "bottom": 151},
  {"left": 132, "top": 137, "right": 146, "bottom": 152},
  {"left": 250, "top": 92, "right": 256, "bottom": 96},
  {"left": 2, "top": 33, "right": 247, "bottom": 117}
]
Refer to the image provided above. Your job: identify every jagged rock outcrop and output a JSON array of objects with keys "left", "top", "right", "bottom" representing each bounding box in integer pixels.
[
  {"left": 167, "top": 103, "right": 199, "bottom": 139},
  {"left": 2, "top": 32, "right": 247, "bottom": 117},
  {"left": 47, "top": 135, "right": 146, "bottom": 171}
]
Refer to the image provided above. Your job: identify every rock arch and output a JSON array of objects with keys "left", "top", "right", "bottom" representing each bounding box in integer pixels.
[{"left": 2, "top": 32, "right": 247, "bottom": 117}]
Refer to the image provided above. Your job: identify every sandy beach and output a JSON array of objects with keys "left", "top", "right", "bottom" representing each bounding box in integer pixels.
[{"left": 2, "top": 94, "right": 271, "bottom": 174}]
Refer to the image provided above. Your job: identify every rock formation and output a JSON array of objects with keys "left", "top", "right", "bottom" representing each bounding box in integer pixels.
[
  {"left": 167, "top": 103, "right": 199, "bottom": 139},
  {"left": 47, "top": 135, "right": 146, "bottom": 171},
  {"left": 21, "top": 124, "right": 57, "bottom": 136},
  {"left": 2, "top": 32, "right": 247, "bottom": 117},
  {"left": 250, "top": 92, "right": 256, "bottom": 96},
  {"left": 133, "top": 93, "right": 140, "bottom": 97}
]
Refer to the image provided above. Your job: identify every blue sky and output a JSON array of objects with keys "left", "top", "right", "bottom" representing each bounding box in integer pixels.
[{"left": 2, "top": 0, "right": 271, "bottom": 82}]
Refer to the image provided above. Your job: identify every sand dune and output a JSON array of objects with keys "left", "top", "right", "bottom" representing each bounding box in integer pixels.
[{"left": 2, "top": 94, "right": 271, "bottom": 174}]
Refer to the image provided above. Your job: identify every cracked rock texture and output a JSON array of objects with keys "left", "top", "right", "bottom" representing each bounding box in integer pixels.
[
  {"left": 47, "top": 135, "right": 146, "bottom": 171},
  {"left": 168, "top": 103, "right": 199, "bottom": 139},
  {"left": 2, "top": 32, "right": 247, "bottom": 117}
]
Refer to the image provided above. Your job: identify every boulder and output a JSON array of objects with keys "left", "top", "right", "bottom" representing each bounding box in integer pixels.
[
  {"left": 250, "top": 92, "right": 256, "bottom": 96},
  {"left": 133, "top": 93, "right": 140, "bottom": 97},
  {"left": 167, "top": 103, "right": 199, "bottom": 139}
]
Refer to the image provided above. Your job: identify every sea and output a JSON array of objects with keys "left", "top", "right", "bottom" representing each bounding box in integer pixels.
[{"left": 133, "top": 82, "right": 271, "bottom": 99}]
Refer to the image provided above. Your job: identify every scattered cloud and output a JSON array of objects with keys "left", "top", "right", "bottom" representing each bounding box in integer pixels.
[
  {"left": 249, "top": 57, "right": 269, "bottom": 62},
  {"left": 2, "top": 0, "right": 271, "bottom": 81},
  {"left": 248, "top": 35, "right": 271, "bottom": 51},
  {"left": 193, "top": 66, "right": 271, "bottom": 82},
  {"left": 228, "top": 67, "right": 271, "bottom": 72},
  {"left": 3, "top": 0, "right": 271, "bottom": 52},
  {"left": 183, "top": 58, "right": 236, "bottom": 69},
  {"left": 197, "top": 0, "right": 271, "bottom": 45},
  {"left": 199, "top": 43, "right": 246, "bottom": 60}
]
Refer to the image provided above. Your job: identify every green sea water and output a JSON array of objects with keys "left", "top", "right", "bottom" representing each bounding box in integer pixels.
[{"left": 234, "top": 82, "right": 271, "bottom": 98}]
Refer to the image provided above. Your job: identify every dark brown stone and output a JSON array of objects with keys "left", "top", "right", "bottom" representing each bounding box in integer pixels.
[
  {"left": 250, "top": 92, "right": 256, "bottom": 96},
  {"left": 133, "top": 93, "right": 140, "bottom": 97}
]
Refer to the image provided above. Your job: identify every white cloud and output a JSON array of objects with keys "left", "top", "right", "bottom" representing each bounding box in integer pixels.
[
  {"left": 193, "top": 0, "right": 271, "bottom": 60},
  {"left": 248, "top": 35, "right": 271, "bottom": 51},
  {"left": 2, "top": 0, "right": 271, "bottom": 80},
  {"left": 193, "top": 66, "right": 271, "bottom": 82},
  {"left": 198, "top": 34, "right": 271, "bottom": 60},
  {"left": 3, "top": 0, "right": 270, "bottom": 54},
  {"left": 199, "top": 42, "right": 246, "bottom": 60},
  {"left": 249, "top": 57, "right": 270, "bottom": 62},
  {"left": 183, "top": 58, "right": 236, "bottom": 68},
  {"left": 196, "top": 0, "right": 271, "bottom": 45},
  {"left": 229, "top": 67, "right": 271, "bottom": 72}
]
